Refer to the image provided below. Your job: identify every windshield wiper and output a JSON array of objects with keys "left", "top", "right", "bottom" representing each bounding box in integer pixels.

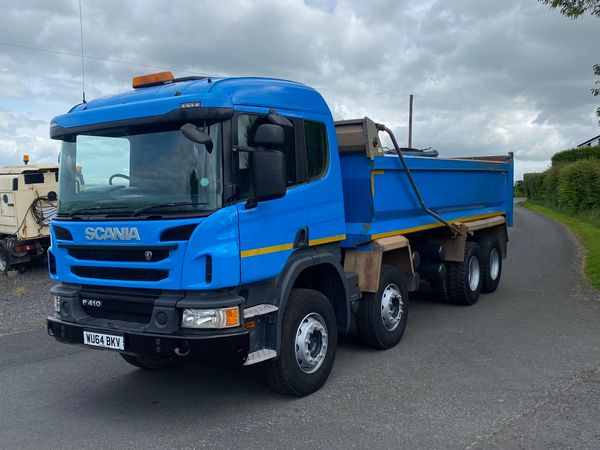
[
  {"left": 132, "top": 202, "right": 209, "bottom": 217},
  {"left": 67, "top": 205, "right": 129, "bottom": 215}
]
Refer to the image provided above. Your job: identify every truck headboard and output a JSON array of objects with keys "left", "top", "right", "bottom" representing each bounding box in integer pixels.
[{"left": 334, "top": 117, "right": 383, "bottom": 159}]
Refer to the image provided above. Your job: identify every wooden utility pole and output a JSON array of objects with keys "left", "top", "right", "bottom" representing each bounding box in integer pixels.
[{"left": 408, "top": 94, "right": 413, "bottom": 149}]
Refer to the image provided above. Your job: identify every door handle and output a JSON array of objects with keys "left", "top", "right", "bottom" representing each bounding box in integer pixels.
[{"left": 293, "top": 227, "right": 309, "bottom": 249}]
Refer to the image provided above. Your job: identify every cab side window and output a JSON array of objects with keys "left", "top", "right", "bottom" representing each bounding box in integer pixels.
[
  {"left": 236, "top": 114, "right": 297, "bottom": 198},
  {"left": 304, "top": 121, "right": 328, "bottom": 180}
]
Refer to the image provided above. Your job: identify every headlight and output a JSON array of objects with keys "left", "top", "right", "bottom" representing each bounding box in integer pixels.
[
  {"left": 181, "top": 307, "right": 240, "bottom": 329},
  {"left": 53, "top": 296, "right": 61, "bottom": 313}
]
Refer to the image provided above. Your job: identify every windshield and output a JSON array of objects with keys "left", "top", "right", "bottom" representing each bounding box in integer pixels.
[{"left": 57, "top": 122, "right": 222, "bottom": 217}]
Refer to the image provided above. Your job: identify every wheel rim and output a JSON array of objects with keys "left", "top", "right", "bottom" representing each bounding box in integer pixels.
[
  {"left": 468, "top": 255, "right": 481, "bottom": 291},
  {"left": 295, "top": 313, "right": 328, "bottom": 374},
  {"left": 380, "top": 283, "right": 404, "bottom": 331},
  {"left": 489, "top": 248, "right": 500, "bottom": 280},
  {"left": 0, "top": 253, "right": 6, "bottom": 272}
]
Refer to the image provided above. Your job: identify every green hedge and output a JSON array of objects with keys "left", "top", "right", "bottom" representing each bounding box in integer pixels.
[
  {"left": 524, "top": 158, "right": 600, "bottom": 213},
  {"left": 557, "top": 159, "right": 600, "bottom": 211},
  {"left": 523, "top": 172, "right": 547, "bottom": 200},
  {"left": 551, "top": 145, "right": 600, "bottom": 166},
  {"left": 513, "top": 180, "right": 525, "bottom": 197}
]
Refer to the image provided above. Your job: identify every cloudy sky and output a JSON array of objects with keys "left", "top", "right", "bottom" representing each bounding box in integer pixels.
[{"left": 0, "top": 0, "right": 598, "bottom": 179}]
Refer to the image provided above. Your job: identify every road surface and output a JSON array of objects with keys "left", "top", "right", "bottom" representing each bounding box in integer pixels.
[{"left": 1, "top": 205, "right": 599, "bottom": 449}]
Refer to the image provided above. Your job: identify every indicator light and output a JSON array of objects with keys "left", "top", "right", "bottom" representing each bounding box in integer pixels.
[{"left": 181, "top": 307, "right": 240, "bottom": 329}]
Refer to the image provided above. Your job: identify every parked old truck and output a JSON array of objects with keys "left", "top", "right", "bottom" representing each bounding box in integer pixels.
[
  {"left": 47, "top": 72, "right": 513, "bottom": 396},
  {"left": 0, "top": 160, "right": 58, "bottom": 273}
]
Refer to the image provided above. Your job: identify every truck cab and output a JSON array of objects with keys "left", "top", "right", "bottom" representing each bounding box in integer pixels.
[
  {"left": 48, "top": 74, "right": 357, "bottom": 392},
  {"left": 48, "top": 72, "right": 512, "bottom": 396}
]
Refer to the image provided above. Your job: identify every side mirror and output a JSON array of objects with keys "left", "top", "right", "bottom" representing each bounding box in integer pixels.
[
  {"left": 267, "top": 109, "right": 293, "bottom": 128},
  {"left": 253, "top": 124, "right": 284, "bottom": 148},
  {"left": 251, "top": 150, "right": 286, "bottom": 203},
  {"left": 180, "top": 123, "right": 214, "bottom": 153}
]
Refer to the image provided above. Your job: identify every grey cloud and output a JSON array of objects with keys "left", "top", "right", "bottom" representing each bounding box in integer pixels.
[
  {"left": 0, "top": 109, "right": 59, "bottom": 163},
  {"left": 0, "top": 0, "right": 598, "bottom": 180}
]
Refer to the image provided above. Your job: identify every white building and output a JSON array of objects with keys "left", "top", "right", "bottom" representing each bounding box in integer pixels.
[{"left": 577, "top": 134, "right": 600, "bottom": 148}]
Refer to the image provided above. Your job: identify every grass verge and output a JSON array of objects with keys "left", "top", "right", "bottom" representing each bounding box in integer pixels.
[{"left": 521, "top": 201, "right": 600, "bottom": 290}]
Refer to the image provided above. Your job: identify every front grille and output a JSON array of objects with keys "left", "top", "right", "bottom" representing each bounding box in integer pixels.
[
  {"left": 160, "top": 223, "right": 197, "bottom": 241},
  {"left": 61, "top": 244, "right": 175, "bottom": 262},
  {"left": 48, "top": 251, "right": 56, "bottom": 275},
  {"left": 53, "top": 226, "right": 73, "bottom": 241},
  {"left": 72, "top": 266, "right": 168, "bottom": 282},
  {"left": 81, "top": 297, "right": 154, "bottom": 323},
  {"left": 80, "top": 287, "right": 158, "bottom": 324}
]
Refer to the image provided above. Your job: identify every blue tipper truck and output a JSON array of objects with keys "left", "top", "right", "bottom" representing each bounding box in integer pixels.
[{"left": 47, "top": 72, "right": 513, "bottom": 396}]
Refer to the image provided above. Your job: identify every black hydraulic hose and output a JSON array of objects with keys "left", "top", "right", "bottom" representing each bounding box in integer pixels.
[{"left": 375, "top": 123, "right": 461, "bottom": 236}]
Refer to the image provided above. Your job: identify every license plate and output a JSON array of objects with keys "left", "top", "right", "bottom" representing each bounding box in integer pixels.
[{"left": 83, "top": 331, "right": 124, "bottom": 350}]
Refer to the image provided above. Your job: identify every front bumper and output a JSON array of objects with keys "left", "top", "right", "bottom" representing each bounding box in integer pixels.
[
  {"left": 47, "top": 316, "right": 250, "bottom": 367},
  {"left": 48, "top": 283, "right": 251, "bottom": 367}
]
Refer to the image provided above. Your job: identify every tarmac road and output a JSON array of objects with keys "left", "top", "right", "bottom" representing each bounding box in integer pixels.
[{"left": 1, "top": 205, "right": 600, "bottom": 449}]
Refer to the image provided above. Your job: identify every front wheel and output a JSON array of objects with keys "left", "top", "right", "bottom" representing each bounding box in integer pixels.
[
  {"left": 266, "top": 288, "right": 337, "bottom": 396},
  {"left": 0, "top": 245, "right": 11, "bottom": 274},
  {"left": 356, "top": 265, "right": 409, "bottom": 349}
]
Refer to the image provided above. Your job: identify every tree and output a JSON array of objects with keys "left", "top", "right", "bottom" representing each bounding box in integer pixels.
[
  {"left": 540, "top": 0, "right": 600, "bottom": 124},
  {"left": 593, "top": 64, "right": 600, "bottom": 123},
  {"left": 540, "top": 0, "right": 600, "bottom": 18}
]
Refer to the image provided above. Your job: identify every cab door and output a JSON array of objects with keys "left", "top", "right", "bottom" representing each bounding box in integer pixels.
[{"left": 234, "top": 110, "right": 311, "bottom": 284}]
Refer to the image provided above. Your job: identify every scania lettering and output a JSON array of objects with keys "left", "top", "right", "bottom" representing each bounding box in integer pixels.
[
  {"left": 47, "top": 73, "right": 513, "bottom": 396},
  {"left": 84, "top": 226, "right": 141, "bottom": 241}
]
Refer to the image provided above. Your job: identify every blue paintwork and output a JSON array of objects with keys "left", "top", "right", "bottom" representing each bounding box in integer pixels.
[
  {"left": 49, "top": 206, "right": 240, "bottom": 290},
  {"left": 234, "top": 105, "right": 345, "bottom": 285},
  {"left": 49, "top": 75, "right": 512, "bottom": 292},
  {"left": 50, "top": 77, "right": 346, "bottom": 290},
  {"left": 340, "top": 153, "right": 514, "bottom": 247},
  {"left": 51, "top": 77, "right": 330, "bottom": 129}
]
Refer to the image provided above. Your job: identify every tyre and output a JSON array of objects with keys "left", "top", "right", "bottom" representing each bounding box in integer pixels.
[
  {"left": 0, "top": 246, "right": 10, "bottom": 274},
  {"left": 479, "top": 237, "right": 502, "bottom": 293},
  {"left": 356, "top": 265, "right": 409, "bottom": 349},
  {"left": 266, "top": 288, "right": 337, "bottom": 396},
  {"left": 447, "top": 242, "right": 483, "bottom": 305},
  {"left": 120, "top": 353, "right": 175, "bottom": 370}
]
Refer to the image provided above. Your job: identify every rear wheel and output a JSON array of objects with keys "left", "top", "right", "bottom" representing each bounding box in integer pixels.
[
  {"left": 266, "top": 288, "right": 337, "bottom": 396},
  {"left": 357, "top": 265, "right": 409, "bottom": 349},
  {"left": 120, "top": 353, "right": 175, "bottom": 370},
  {"left": 479, "top": 237, "right": 502, "bottom": 293},
  {"left": 447, "top": 242, "right": 483, "bottom": 305}
]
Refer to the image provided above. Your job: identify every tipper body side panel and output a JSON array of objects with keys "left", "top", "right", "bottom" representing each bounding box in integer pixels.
[{"left": 339, "top": 153, "right": 513, "bottom": 247}]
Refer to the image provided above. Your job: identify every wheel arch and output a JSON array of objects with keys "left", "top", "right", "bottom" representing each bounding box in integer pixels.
[
  {"left": 423, "top": 217, "right": 508, "bottom": 263},
  {"left": 344, "top": 236, "right": 416, "bottom": 293},
  {"left": 273, "top": 246, "right": 351, "bottom": 353},
  {"left": 472, "top": 223, "right": 508, "bottom": 259}
]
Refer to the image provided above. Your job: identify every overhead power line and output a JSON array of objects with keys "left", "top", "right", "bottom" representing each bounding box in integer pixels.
[
  {"left": 0, "top": 41, "right": 198, "bottom": 75},
  {"left": 78, "top": 0, "right": 86, "bottom": 103}
]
